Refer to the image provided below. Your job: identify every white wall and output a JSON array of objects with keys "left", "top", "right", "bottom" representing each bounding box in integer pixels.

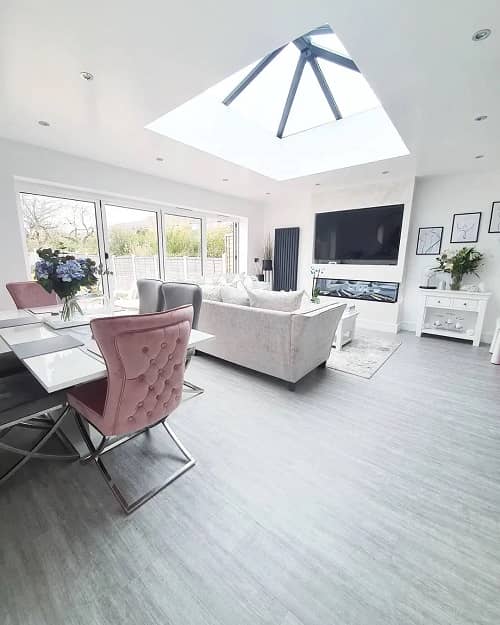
[
  {"left": 401, "top": 171, "right": 500, "bottom": 341},
  {"left": 263, "top": 178, "right": 415, "bottom": 332},
  {"left": 0, "top": 138, "right": 264, "bottom": 309}
]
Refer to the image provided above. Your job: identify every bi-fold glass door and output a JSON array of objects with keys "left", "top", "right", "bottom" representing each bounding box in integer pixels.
[
  {"left": 102, "top": 203, "right": 161, "bottom": 304},
  {"left": 19, "top": 192, "right": 106, "bottom": 296},
  {"left": 20, "top": 190, "right": 239, "bottom": 304}
]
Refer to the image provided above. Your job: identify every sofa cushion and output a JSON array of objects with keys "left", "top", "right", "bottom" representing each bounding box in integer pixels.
[
  {"left": 220, "top": 285, "right": 250, "bottom": 306},
  {"left": 201, "top": 284, "right": 222, "bottom": 301},
  {"left": 247, "top": 289, "right": 304, "bottom": 312}
]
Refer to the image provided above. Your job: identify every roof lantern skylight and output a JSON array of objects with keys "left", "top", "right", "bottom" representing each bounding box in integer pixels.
[{"left": 221, "top": 24, "right": 379, "bottom": 138}]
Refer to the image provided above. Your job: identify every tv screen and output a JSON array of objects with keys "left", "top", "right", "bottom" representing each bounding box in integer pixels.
[{"left": 314, "top": 204, "right": 404, "bottom": 265}]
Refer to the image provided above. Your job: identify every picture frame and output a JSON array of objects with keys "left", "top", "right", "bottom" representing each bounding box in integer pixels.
[
  {"left": 450, "top": 212, "right": 481, "bottom": 243},
  {"left": 416, "top": 226, "right": 443, "bottom": 255},
  {"left": 488, "top": 201, "right": 500, "bottom": 233}
]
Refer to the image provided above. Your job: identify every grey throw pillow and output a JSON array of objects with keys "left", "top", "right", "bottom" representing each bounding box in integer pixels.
[
  {"left": 220, "top": 285, "right": 250, "bottom": 306},
  {"left": 246, "top": 289, "right": 304, "bottom": 312}
]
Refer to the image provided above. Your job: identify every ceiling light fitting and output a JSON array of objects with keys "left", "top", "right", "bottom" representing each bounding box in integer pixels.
[
  {"left": 475, "top": 154, "right": 485, "bottom": 159},
  {"left": 37, "top": 120, "right": 50, "bottom": 127},
  {"left": 155, "top": 156, "right": 164, "bottom": 162},
  {"left": 80, "top": 71, "right": 94, "bottom": 81},
  {"left": 472, "top": 29, "right": 491, "bottom": 41},
  {"left": 222, "top": 178, "right": 229, "bottom": 182},
  {"left": 381, "top": 170, "right": 389, "bottom": 175},
  {"left": 474, "top": 115, "right": 488, "bottom": 122}
]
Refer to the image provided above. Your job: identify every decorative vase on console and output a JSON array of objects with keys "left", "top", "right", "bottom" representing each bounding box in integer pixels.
[
  {"left": 35, "top": 247, "right": 98, "bottom": 322},
  {"left": 433, "top": 247, "right": 484, "bottom": 292}
]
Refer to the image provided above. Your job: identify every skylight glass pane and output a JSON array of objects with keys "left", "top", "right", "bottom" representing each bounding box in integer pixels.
[
  {"left": 283, "top": 62, "right": 335, "bottom": 137},
  {"left": 225, "top": 44, "right": 299, "bottom": 134},
  {"left": 309, "top": 33, "right": 350, "bottom": 57},
  {"left": 318, "top": 58, "right": 380, "bottom": 117}
]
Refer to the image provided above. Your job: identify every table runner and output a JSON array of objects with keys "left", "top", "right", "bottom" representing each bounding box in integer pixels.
[{"left": 11, "top": 334, "right": 84, "bottom": 360}]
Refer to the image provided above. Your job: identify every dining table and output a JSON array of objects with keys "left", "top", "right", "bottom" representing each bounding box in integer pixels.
[
  {"left": 0, "top": 300, "right": 214, "bottom": 393},
  {"left": 0, "top": 300, "right": 214, "bottom": 457}
]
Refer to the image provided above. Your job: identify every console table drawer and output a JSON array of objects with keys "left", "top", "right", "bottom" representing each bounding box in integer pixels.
[
  {"left": 426, "top": 296, "right": 451, "bottom": 308},
  {"left": 452, "top": 298, "right": 479, "bottom": 311}
]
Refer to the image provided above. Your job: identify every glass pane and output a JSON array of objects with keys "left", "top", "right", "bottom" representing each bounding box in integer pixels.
[
  {"left": 105, "top": 204, "right": 159, "bottom": 304},
  {"left": 164, "top": 214, "right": 202, "bottom": 281},
  {"left": 308, "top": 33, "right": 350, "bottom": 57},
  {"left": 318, "top": 58, "right": 380, "bottom": 117},
  {"left": 221, "top": 43, "right": 299, "bottom": 134},
  {"left": 283, "top": 61, "right": 335, "bottom": 137},
  {"left": 206, "top": 217, "right": 237, "bottom": 279},
  {"left": 20, "top": 192, "right": 102, "bottom": 295}
]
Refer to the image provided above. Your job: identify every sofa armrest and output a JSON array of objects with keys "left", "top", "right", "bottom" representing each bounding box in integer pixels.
[{"left": 289, "top": 303, "right": 346, "bottom": 382}]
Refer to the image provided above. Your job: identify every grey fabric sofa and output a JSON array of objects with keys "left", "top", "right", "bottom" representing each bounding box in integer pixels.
[{"left": 197, "top": 299, "right": 346, "bottom": 389}]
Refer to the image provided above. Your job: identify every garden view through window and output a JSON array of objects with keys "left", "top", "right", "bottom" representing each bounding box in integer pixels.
[{"left": 20, "top": 192, "right": 239, "bottom": 303}]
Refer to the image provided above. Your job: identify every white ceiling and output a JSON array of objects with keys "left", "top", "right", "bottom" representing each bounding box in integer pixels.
[{"left": 0, "top": 0, "right": 499, "bottom": 201}]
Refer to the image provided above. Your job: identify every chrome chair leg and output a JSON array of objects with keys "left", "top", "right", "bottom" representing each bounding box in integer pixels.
[
  {"left": 0, "top": 405, "right": 79, "bottom": 485},
  {"left": 182, "top": 379, "right": 204, "bottom": 400},
  {"left": 75, "top": 415, "right": 196, "bottom": 514}
]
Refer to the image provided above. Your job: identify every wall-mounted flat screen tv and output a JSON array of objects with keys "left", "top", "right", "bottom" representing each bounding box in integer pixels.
[{"left": 314, "top": 204, "right": 404, "bottom": 265}]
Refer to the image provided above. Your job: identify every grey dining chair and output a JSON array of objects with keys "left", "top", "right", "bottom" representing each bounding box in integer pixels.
[
  {"left": 0, "top": 370, "right": 79, "bottom": 485},
  {"left": 137, "top": 279, "right": 163, "bottom": 313},
  {"left": 160, "top": 282, "right": 203, "bottom": 397},
  {"left": 160, "top": 282, "right": 202, "bottom": 329}
]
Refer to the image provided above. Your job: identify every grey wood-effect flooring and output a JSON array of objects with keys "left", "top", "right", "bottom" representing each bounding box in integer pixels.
[{"left": 1, "top": 333, "right": 499, "bottom": 625}]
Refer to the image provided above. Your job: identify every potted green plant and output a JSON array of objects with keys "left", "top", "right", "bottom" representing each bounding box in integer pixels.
[
  {"left": 310, "top": 266, "right": 323, "bottom": 303},
  {"left": 434, "top": 247, "right": 484, "bottom": 290}
]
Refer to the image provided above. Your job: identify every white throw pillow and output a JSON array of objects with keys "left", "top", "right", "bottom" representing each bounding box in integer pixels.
[
  {"left": 201, "top": 285, "right": 222, "bottom": 301},
  {"left": 247, "top": 289, "right": 304, "bottom": 312},
  {"left": 220, "top": 285, "right": 250, "bottom": 306}
]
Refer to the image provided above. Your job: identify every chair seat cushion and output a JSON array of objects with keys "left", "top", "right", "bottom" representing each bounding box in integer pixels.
[
  {"left": 67, "top": 378, "right": 109, "bottom": 435},
  {"left": 0, "top": 371, "right": 66, "bottom": 429}
]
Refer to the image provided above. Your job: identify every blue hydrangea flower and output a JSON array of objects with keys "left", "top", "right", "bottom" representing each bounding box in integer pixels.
[
  {"left": 34, "top": 260, "right": 50, "bottom": 280},
  {"left": 56, "top": 259, "right": 85, "bottom": 282}
]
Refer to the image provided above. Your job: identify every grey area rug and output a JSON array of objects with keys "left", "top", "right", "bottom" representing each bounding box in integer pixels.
[{"left": 327, "top": 329, "right": 402, "bottom": 379}]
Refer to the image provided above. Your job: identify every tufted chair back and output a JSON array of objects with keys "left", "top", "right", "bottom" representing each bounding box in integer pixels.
[
  {"left": 161, "top": 282, "right": 202, "bottom": 329},
  {"left": 137, "top": 279, "right": 163, "bottom": 314},
  {"left": 6, "top": 281, "right": 58, "bottom": 309},
  {"left": 90, "top": 306, "right": 193, "bottom": 436}
]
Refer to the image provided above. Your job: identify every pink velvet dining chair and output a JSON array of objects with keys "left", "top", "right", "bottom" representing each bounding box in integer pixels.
[
  {"left": 67, "top": 305, "right": 195, "bottom": 514},
  {"left": 6, "top": 281, "right": 57, "bottom": 309}
]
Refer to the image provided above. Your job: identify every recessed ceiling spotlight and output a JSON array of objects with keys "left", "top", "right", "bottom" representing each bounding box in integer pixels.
[
  {"left": 472, "top": 28, "right": 491, "bottom": 41},
  {"left": 155, "top": 156, "right": 164, "bottom": 162},
  {"left": 315, "top": 183, "right": 321, "bottom": 186},
  {"left": 265, "top": 192, "right": 271, "bottom": 195},
  {"left": 37, "top": 120, "right": 50, "bottom": 127},
  {"left": 222, "top": 178, "right": 229, "bottom": 182},
  {"left": 474, "top": 115, "right": 488, "bottom": 122},
  {"left": 381, "top": 170, "right": 390, "bottom": 175},
  {"left": 475, "top": 154, "right": 485, "bottom": 159},
  {"left": 80, "top": 71, "right": 94, "bottom": 81}
]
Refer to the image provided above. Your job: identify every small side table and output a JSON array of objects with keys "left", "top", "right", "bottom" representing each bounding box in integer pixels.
[{"left": 333, "top": 308, "right": 358, "bottom": 351}]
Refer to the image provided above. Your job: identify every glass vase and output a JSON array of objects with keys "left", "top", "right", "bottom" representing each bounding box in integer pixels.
[
  {"left": 450, "top": 276, "right": 462, "bottom": 291},
  {"left": 60, "top": 297, "right": 83, "bottom": 322}
]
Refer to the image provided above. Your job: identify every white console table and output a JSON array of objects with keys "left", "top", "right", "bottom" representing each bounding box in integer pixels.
[{"left": 416, "top": 289, "right": 490, "bottom": 346}]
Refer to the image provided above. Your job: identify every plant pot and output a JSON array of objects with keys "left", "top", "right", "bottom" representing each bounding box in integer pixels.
[
  {"left": 256, "top": 274, "right": 265, "bottom": 282},
  {"left": 262, "top": 259, "right": 273, "bottom": 271}
]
